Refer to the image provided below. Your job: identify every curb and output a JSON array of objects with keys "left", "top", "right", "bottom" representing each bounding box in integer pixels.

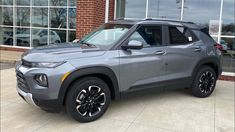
[{"left": 218, "top": 75, "right": 235, "bottom": 82}]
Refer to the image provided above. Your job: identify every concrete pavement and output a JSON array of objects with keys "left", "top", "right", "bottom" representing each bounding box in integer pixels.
[
  {"left": 1, "top": 68, "right": 234, "bottom": 132},
  {"left": 0, "top": 50, "right": 23, "bottom": 63}
]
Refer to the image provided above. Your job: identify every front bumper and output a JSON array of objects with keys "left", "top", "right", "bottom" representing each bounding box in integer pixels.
[
  {"left": 15, "top": 61, "right": 75, "bottom": 112},
  {"left": 17, "top": 85, "right": 62, "bottom": 112},
  {"left": 17, "top": 86, "right": 38, "bottom": 107}
]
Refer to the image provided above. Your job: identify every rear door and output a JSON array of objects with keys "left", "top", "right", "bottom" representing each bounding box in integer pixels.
[
  {"left": 163, "top": 25, "right": 205, "bottom": 88},
  {"left": 119, "top": 24, "right": 167, "bottom": 92}
]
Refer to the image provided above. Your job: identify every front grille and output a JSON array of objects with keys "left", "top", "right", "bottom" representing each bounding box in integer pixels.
[
  {"left": 22, "top": 59, "right": 32, "bottom": 68},
  {"left": 16, "top": 70, "right": 29, "bottom": 92}
]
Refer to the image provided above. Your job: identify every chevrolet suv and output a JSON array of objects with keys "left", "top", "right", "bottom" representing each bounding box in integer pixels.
[{"left": 15, "top": 19, "right": 222, "bottom": 122}]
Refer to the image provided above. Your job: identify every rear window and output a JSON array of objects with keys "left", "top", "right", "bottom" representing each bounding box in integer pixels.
[
  {"left": 192, "top": 28, "right": 216, "bottom": 45},
  {"left": 168, "top": 26, "right": 197, "bottom": 45}
]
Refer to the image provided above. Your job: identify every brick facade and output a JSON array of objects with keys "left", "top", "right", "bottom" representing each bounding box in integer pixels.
[
  {"left": 109, "top": 0, "right": 115, "bottom": 21},
  {"left": 76, "top": 0, "right": 115, "bottom": 39}
]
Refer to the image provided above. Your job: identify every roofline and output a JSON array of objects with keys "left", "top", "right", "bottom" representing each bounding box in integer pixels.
[
  {"left": 111, "top": 17, "right": 204, "bottom": 29},
  {"left": 113, "top": 17, "right": 195, "bottom": 24}
]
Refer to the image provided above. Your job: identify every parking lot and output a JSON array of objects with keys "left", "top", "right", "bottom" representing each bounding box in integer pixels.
[{"left": 1, "top": 68, "right": 234, "bottom": 132}]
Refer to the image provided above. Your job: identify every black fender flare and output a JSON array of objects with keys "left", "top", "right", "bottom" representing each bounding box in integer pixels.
[
  {"left": 192, "top": 56, "right": 222, "bottom": 80},
  {"left": 57, "top": 66, "right": 120, "bottom": 106}
]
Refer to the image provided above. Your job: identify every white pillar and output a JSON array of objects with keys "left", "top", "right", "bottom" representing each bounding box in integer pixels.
[
  {"left": 218, "top": 0, "right": 224, "bottom": 43},
  {"left": 180, "top": 0, "right": 185, "bottom": 21},
  {"left": 114, "top": 0, "right": 117, "bottom": 19},
  {"left": 105, "top": 0, "right": 110, "bottom": 23},
  {"left": 146, "top": 0, "right": 149, "bottom": 18}
]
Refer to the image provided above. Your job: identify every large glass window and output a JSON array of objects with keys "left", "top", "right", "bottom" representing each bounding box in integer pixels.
[
  {"left": 69, "top": 8, "right": 76, "bottom": 29},
  {"left": 1, "top": 27, "right": 14, "bottom": 46},
  {"left": 69, "top": 0, "right": 76, "bottom": 6},
  {"left": 32, "top": 29, "right": 48, "bottom": 47},
  {"left": 116, "top": 0, "right": 125, "bottom": 18},
  {"left": 221, "top": 37, "right": 235, "bottom": 50},
  {"left": 1, "top": 7, "right": 13, "bottom": 26},
  {"left": 16, "top": 28, "right": 30, "bottom": 47},
  {"left": 50, "top": 8, "right": 67, "bottom": 29},
  {"left": 148, "top": 0, "right": 181, "bottom": 19},
  {"left": 33, "top": 0, "right": 48, "bottom": 6},
  {"left": 0, "top": 0, "right": 76, "bottom": 47},
  {"left": 50, "top": 30, "right": 65, "bottom": 44},
  {"left": 183, "top": 0, "right": 221, "bottom": 26},
  {"left": 125, "top": 0, "right": 146, "bottom": 18},
  {"left": 222, "top": 0, "right": 235, "bottom": 36},
  {"left": 2, "top": 0, "right": 13, "bottom": 5},
  {"left": 16, "top": 7, "right": 30, "bottom": 26},
  {"left": 16, "top": 0, "right": 30, "bottom": 6},
  {"left": 69, "top": 31, "right": 76, "bottom": 41},
  {"left": 50, "top": 0, "right": 67, "bottom": 6},
  {"left": 32, "top": 8, "right": 48, "bottom": 27}
]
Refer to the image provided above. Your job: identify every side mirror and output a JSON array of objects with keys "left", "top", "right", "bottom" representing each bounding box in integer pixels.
[{"left": 122, "top": 40, "right": 143, "bottom": 50}]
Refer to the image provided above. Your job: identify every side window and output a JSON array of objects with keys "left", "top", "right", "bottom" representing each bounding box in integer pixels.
[
  {"left": 169, "top": 26, "right": 194, "bottom": 45},
  {"left": 129, "top": 25, "right": 162, "bottom": 47},
  {"left": 129, "top": 32, "right": 148, "bottom": 46}
]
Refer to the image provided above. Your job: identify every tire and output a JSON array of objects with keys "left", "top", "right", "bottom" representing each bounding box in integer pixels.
[
  {"left": 66, "top": 77, "right": 111, "bottom": 122},
  {"left": 192, "top": 66, "right": 217, "bottom": 98}
]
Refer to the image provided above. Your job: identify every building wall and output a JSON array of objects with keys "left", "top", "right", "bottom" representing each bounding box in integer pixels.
[
  {"left": 76, "top": 0, "right": 104, "bottom": 39},
  {"left": 76, "top": 0, "right": 115, "bottom": 39},
  {"left": 0, "top": 0, "right": 77, "bottom": 48}
]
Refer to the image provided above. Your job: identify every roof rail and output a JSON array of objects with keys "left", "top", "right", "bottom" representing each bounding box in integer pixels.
[{"left": 114, "top": 17, "right": 195, "bottom": 24}]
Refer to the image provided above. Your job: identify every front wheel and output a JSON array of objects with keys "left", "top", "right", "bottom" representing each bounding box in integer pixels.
[
  {"left": 192, "top": 66, "right": 217, "bottom": 98},
  {"left": 66, "top": 77, "right": 111, "bottom": 122}
]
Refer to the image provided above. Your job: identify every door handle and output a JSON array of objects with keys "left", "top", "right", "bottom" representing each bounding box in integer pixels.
[
  {"left": 155, "top": 50, "right": 166, "bottom": 55},
  {"left": 194, "top": 47, "right": 201, "bottom": 52}
]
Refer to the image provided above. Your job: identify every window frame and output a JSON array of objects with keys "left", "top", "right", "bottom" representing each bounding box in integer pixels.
[{"left": 120, "top": 24, "right": 165, "bottom": 49}]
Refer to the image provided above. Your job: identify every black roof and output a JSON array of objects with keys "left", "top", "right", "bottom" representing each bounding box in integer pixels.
[{"left": 109, "top": 18, "right": 204, "bottom": 29}]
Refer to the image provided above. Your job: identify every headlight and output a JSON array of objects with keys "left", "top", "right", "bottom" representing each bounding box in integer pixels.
[
  {"left": 34, "top": 74, "right": 48, "bottom": 87},
  {"left": 31, "top": 62, "right": 65, "bottom": 68}
]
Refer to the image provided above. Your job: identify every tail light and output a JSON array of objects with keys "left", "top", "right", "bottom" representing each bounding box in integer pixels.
[{"left": 214, "top": 43, "right": 223, "bottom": 51}]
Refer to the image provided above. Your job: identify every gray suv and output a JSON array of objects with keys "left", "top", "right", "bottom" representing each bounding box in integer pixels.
[{"left": 15, "top": 19, "right": 222, "bottom": 122}]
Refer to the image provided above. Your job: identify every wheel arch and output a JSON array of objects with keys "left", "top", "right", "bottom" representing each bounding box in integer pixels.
[
  {"left": 58, "top": 66, "right": 120, "bottom": 106},
  {"left": 192, "top": 57, "right": 222, "bottom": 79}
]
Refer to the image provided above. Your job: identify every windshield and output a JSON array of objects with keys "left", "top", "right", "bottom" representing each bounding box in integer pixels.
[{"left": 80, "top": 24, "right": 132, "bottom": 49}]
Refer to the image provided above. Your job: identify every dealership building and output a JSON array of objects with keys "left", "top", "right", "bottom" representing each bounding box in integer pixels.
[{"left": 0, "top": 0, "right": 234, "bottom": 50}]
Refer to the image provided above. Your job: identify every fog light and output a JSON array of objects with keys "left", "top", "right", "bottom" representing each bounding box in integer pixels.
[{"left": 34, "top": 74, "right": 48, "bottom": 87}]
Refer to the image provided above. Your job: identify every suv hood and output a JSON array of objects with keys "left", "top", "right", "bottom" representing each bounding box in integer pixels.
[{"left": 22, "top": 43, "right": 105, "bottom": 62}]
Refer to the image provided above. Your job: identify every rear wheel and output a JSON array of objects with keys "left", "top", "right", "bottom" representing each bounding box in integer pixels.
[
  {"left": 192, "top": 66, "right": 217, "bottom": 97},
  {"left": 66, "top": 77, "right": 111, "bottom": 122}
]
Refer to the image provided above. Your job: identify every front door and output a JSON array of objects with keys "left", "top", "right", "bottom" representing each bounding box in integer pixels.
[{"left": 119, "top": 25, "right": 167, "bottom": 92}]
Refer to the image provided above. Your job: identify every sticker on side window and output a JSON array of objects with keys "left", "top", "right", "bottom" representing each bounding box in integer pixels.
[{"left": 188, "top": 37, "right": 193, "bottom": 42}]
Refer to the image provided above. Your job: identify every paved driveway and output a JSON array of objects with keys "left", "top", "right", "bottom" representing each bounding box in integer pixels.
[{"left": 1, "top": 68, "right": 234, "bottom": 132}]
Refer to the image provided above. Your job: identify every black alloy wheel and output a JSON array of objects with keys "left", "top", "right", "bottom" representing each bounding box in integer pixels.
[
  {"left": 66, "top": 77, "right": 111, "bottom": 122},
  {"left": 75, "top": 85, "right": 106, "bottom": 117},
  {"left": 192, "top": 66, "right": 217, "bottom": 97},
  {"left": 198, "top": 71, "right": 216, "bottom": 94}
]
